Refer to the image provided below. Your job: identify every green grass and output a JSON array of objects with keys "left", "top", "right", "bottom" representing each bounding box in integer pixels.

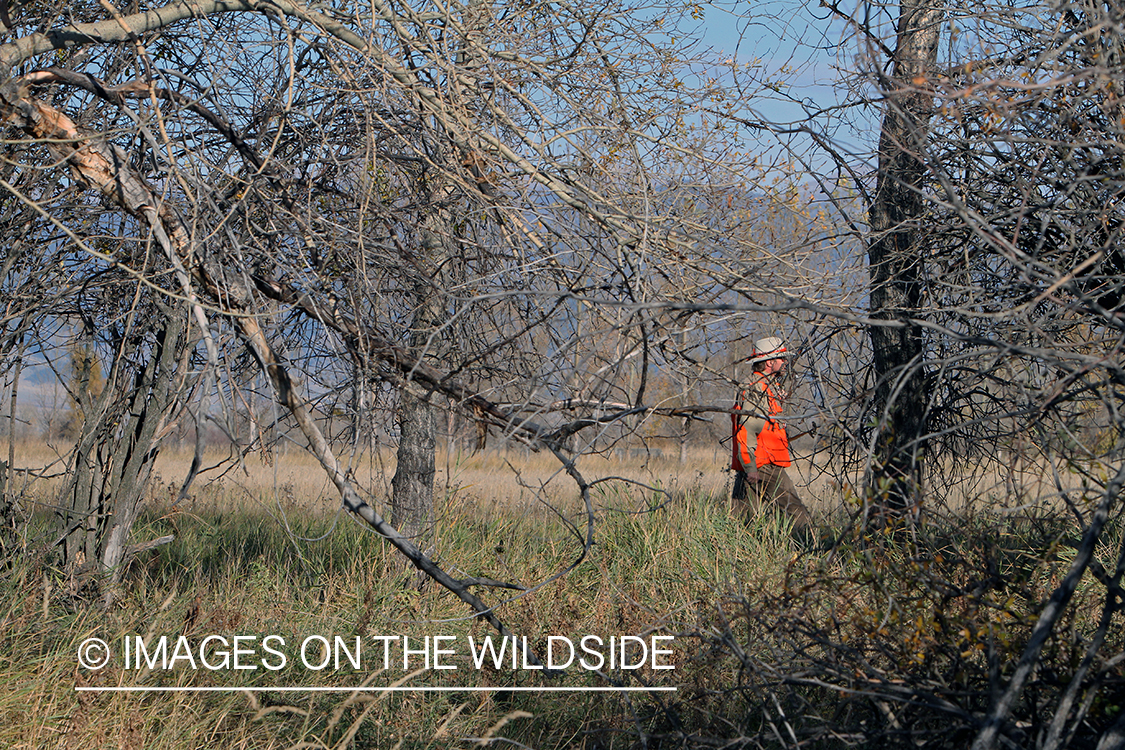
[
  {"left": 1, "top": 477, "right": 813, "bottom": 750},
  {"left": 5, "top": 466, "right": 1121, "bottom": 749}
]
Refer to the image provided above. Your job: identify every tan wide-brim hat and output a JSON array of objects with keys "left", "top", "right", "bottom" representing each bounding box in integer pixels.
[{"left": 746, "top": 336, "right": 790, "bottom": 364}]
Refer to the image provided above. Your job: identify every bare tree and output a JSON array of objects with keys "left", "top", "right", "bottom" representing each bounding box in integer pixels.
[
  {"left": 675, "top": 0, "right": 1125, "bottom": 746},
  {"left": 0, "top": 0, "right": 823, "bottom": 652}
]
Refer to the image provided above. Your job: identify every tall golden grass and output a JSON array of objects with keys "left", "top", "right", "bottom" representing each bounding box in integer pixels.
[
  {"left": 2, "top": 437, "right": 813, "bottom": 749},
  {"left": 2, "top": 437, "right": 1111, "bottom": 748}
]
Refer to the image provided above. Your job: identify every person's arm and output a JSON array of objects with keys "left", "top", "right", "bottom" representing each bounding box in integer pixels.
[{"left": 735, "top": 386, "right": 769, "bottom": 438}]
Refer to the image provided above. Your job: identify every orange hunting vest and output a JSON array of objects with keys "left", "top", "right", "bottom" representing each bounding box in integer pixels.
[{"left": 731, "top": 377, "right": 791, "bottom": 471}]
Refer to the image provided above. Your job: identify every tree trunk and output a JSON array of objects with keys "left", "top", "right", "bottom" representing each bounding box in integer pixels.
[
  {"left": 387, "top": 0, "right": 488, "bottom": 557},
  {"left": 679, "top": 416, "right": 689, "bottom": 464},
  {"left": 866, "top": 0, "right": 943, "bottom": 517},
  {"left": 1, "top": 331, "right": 23, "bottom": 535},
  {"left": 100, "top": 309, "right": 185, "bottom": 575},
  {"left": 391, "top": 389, "right": 437, "bottom": 546},
  {"left": 58, "top": 305, "right": 186, "bottom": 589},
  {"left": 390, "top": 220, "right": 449, "bottom": 553}
]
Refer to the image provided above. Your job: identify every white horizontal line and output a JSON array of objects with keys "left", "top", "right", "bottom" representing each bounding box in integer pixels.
[
  {"left": 77, "top": 688, "right": 675, "bottom": 697},
  {"left": 76, "top": 686, "right": 676, "bottom": 693}
]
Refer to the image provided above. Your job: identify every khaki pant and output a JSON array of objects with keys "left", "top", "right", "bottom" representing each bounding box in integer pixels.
[{"left": 732, "top": 463, "right": 812, "bottom": 531}]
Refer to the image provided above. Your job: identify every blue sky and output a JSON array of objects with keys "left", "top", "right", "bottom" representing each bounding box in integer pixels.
[
  {"left": 690, "top": 1, "right": 877, "bottom": 176},
  {"left": 701, "top": 1, "right": 849, "bottom": 114}
]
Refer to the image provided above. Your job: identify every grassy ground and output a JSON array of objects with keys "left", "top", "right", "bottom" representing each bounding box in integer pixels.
[
  {"left": 2, "top": 441, "right": 1119, "bottom": 748},
  {"left": 2, "top": 443, "right": 813, "bottom": 749}
]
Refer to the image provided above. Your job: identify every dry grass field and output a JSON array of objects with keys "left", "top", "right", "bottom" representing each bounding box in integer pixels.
[
  {"left": 7, "top": 434, "right": 1073, "bottom": 524},
  {"left": 151, "top": 442, "right": 742, "bottom": 517},
  {"left": 1, "top": 438, "right": 1118, "bottom": 748},
  {"left": 0, "top": 440, "right": 806, "bottom": 749}
]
